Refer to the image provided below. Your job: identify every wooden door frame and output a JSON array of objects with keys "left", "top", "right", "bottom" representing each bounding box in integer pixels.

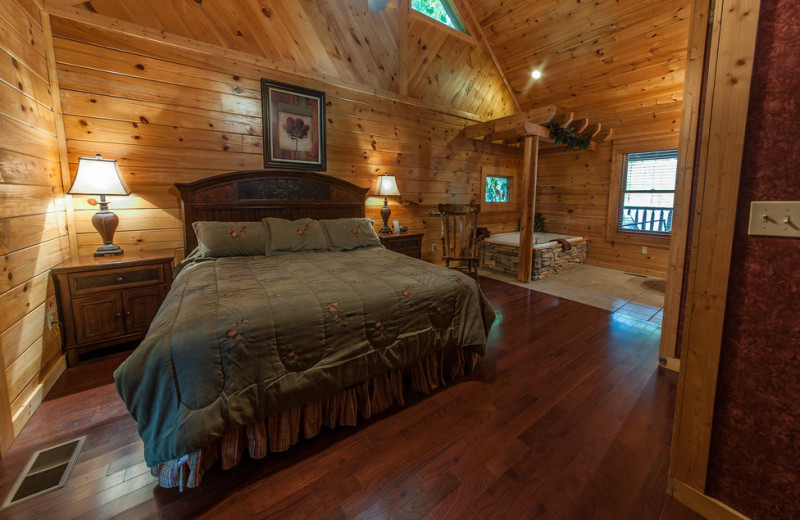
[{"left": 665, "top": 0, "right": 761, "bottom": 518}]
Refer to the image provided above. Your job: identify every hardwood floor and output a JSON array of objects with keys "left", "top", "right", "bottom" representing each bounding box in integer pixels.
[{"left": 0, "top": 278, "right": 703, "bottom": 519}]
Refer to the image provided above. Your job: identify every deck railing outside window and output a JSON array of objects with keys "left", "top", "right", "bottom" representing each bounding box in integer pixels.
[
  {"left": 620, "top": 206, "right": 674, "bottom": 232},
  {"left": 618, "top": 149, "right": 678, "bottom": 235}
]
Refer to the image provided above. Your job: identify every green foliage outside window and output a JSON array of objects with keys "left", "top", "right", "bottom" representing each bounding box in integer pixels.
[{"left": 411, "top": 0, "right": 466, "bottom": 33}]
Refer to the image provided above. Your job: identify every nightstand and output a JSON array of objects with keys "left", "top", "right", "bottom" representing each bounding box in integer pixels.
[
  {"left": 51, "top": 250, "right": 174, "bottom": 366},
  {"left": 378, "top": 232, "right": 423, "bottom": 259}
]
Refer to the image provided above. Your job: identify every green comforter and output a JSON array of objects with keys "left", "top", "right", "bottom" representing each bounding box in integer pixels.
[{"left": 114, "top": 246, "right": 495, "bottom": 467}]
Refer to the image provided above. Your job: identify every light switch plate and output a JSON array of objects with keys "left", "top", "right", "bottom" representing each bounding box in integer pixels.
[{"left": 748, "top": 201, "right": 800, "bottom": 237}]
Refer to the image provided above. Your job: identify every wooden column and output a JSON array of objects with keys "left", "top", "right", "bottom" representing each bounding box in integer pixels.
[{"left": 517, "top": 135, "right": 539, "bottom": 282}]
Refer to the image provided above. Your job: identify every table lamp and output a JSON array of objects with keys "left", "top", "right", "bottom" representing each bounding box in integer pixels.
[
  {"left": 68, "top": 154, "right": 131, "bottom": 257},
  {"left": 374, "top": 173, "right": 400, "bottom": 233}
]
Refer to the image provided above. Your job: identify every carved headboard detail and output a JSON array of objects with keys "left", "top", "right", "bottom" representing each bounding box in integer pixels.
[{"left": 175, "top": 169, "right": 369, "bottom": 252}]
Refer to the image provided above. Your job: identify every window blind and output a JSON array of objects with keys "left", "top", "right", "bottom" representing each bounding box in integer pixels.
[
  {"left": 619, "top": 149, "right": 678, "bottom": 233},
  {"left": 625, "top": 150, "right": 679, "bottom": 192}
]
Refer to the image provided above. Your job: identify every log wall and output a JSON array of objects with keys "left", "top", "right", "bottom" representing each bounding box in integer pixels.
[
  {"left": 472, "top": 0, "right": 692, "bottom": 277},
  {"left": 0, "top": 0, "right": 68, "bottom": 454},
  {"left": 49, "top": 11, "right": 523, "bottom": 262},
  {"left": 536, "top": 135, "right": 678, "bottom": 277}
]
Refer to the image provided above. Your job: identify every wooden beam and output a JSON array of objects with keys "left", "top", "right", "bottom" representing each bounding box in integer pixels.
[
  {"left": 551, "top": 112, "right": 574, "bottom": 127},
  {"left": 669, "top": 0, "right": 760, "bottom": 497},
  {"left": 568, "top": 118, "right": 589, "bottom": 133},
  {"left": 586, "top": 123, "right": 602, "bottom": 139},
  {"left": 484, "top": 121, "right": 552, "bottom": 143},
  {"left": 463, "top": 106, "right": 556, "bottom": 139},
  {"left": 517, "top": 135, "right": 539, "bottom": 282}
]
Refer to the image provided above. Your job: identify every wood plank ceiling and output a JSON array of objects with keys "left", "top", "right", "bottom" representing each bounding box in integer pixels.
[
  {"left": 66, "top": 0, "right": 691, "bottom": 138},
  {"left": 62, "top": 0, "right": 519, "bottom": 119},
  {"left": 467, "top": 0, "right": 692, "bottom": 140}
]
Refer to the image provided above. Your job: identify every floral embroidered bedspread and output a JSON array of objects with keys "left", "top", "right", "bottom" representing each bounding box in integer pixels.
[{"left": 114, "top": 247, "right": 495, "bottom": 466}]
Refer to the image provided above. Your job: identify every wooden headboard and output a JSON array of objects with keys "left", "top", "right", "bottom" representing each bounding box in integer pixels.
[{"left": 175, "top": 169, "right": 369, "bottom": 252}]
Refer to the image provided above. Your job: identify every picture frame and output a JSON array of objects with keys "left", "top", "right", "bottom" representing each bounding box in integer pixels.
[{"left": 261, "top": 79, "right": 326, "bottom": 170}]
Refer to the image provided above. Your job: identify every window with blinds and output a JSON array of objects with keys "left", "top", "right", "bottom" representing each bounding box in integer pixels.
[{"left": 618, "top": 149, "right": 678, "bottom": 234}]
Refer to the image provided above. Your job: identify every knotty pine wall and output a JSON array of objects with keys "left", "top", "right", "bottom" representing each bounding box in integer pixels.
[
  {"left": 0, "top": 0, "right": 68, "bottom": 454},
  {"left": 49, "top": 12, "right": 523, "bottom": 262},
  {"left": 473, "top": 0, "right": 691, "bottom": 277},
  {"left": 536, "top": 134, "right": 678, "bottom": 277}
]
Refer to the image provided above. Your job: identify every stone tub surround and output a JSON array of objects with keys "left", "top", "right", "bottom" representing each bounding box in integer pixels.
[{"left": 481, "top": 232, "right": 588, "bottom": 280}]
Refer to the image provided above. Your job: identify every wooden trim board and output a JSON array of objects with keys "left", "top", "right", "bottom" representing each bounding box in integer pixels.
[
  {"left": 41, "top": 8, "right": 76, "bottom": 258},
  {"left": 670, "top": 479, "right": 751, "bottom": 520},
  {"left": 669, "top": 0, "right": 760, "bottom": 497},
  {"left": 659, "top": 0, "right": 713, "bottom": 362},
  {"left": 11, "top": 355, "right": 66, "bottom": 437}
]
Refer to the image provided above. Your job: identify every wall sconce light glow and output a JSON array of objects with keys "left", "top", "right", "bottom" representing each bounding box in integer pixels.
[{"left": 531, "top": 69, "right": 542, "bottom": 80}]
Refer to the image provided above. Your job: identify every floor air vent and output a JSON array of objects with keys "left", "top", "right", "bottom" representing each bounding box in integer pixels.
[{"left": 1, "top": 436, "right": 86, "bottom": 510}]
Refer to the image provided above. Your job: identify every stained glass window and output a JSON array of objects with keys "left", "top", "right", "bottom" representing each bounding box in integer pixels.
[
  {"left": 485, "top": 176, "right": 510, "bottom": 203},
  {"left": 411, "top": 0, "right": 466, "bottom": 33}
]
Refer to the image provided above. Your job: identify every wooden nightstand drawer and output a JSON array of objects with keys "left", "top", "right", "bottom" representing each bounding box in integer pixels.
[
  {"left": 391, "top": 238, "right": 420, "bottom": 250},
  {"left": 69, "top": 265, "right": 165, "bottom": 295},
  {"left": 378, "top": 232, "right": 423, "bottom": 259}
]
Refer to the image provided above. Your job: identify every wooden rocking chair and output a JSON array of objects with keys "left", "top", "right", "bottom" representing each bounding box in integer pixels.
[{"left": 438, "top": 203, "right": 483, "bottom": 281}]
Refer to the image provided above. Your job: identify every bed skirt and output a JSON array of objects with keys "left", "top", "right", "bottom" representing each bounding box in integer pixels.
[{"left": 151, "top": 345, "right": 480, "bottom": 490}]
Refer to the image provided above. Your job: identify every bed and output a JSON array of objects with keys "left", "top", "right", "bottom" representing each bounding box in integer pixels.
[{"left": 113, "top": 169, "right": 495, "bottom": 489}]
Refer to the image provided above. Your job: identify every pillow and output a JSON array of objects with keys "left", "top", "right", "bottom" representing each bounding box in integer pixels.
[
  {"left": 192, "top": 221, "right": 268, "bottom": 258},
  {"left": 321, "top": 218, "right": 381, "bottom": 251},
  {"left": 264, "top": 217, "right": 329, "bottom": 255}
]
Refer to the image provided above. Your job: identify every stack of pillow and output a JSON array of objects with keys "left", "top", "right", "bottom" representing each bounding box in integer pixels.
[{"left": 192, "top": 217, "right": 382, "bottom": 258}]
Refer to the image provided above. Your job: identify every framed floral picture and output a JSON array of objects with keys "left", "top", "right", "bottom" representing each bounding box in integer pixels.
[{"left": 261, "top": 79, "right": 326, "bottom": 170}]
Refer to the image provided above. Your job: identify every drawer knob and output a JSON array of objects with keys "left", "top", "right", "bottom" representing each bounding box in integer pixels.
[
  {"left": 116, "top": 276, "right": 123, "bottom": 282},
  {"left": 116, "top": 312, "right": 123, "bottom": 318}
]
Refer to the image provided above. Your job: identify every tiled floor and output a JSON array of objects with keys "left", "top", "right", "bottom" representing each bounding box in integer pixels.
[{"left": 480, "top": 264, "right": 666, "bottom": 325}]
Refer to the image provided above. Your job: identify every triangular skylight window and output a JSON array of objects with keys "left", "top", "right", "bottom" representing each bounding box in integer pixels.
[{"left": 411, "top": 0, "right": 467, "bottom": 33}]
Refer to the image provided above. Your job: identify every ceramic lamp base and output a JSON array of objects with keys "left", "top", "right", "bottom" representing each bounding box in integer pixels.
[
  {"left": 92, "top": 201, "right": 124, "bottom": 257},
  {"left": 94, "top": 244, "right": 124, "bottom": 257},
  {"left": 380, "top": 200, "right": 392, "bottom": 234}
]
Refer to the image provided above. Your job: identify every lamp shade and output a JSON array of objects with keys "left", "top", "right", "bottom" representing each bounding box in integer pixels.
[
  {"left": 374, "top": 174, "right": 400, "bottom": 197},
  {"left": 68, "top": 155, "right": 130, "bottom": 196}
]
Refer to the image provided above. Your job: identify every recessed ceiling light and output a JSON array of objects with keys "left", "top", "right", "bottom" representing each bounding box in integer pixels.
[{"left": 531, "top": 69, "right": 542, "bottom": 80}]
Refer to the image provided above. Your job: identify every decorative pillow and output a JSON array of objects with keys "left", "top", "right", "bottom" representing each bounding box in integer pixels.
[
  {"left": 321, "top": 218, "right": 381, "bottom": 251},
  {"left": 192, "top": 221, "right": 268, "bottom": 258},
  {"left": 264, "top": 217, "right": 329, "bottom": 255}
]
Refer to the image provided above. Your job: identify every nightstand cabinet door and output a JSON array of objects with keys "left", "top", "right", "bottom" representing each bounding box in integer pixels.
[
  {"left": 124, "top": 286, "right": 165, "bottom": 333},
  {"left": 73, "top": 293, "right": 126, "bottom": 344}
]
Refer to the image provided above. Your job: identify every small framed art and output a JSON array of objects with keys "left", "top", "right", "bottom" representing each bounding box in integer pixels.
[{"left": 261, "top": 79, "right": 326, "bottom": 170}]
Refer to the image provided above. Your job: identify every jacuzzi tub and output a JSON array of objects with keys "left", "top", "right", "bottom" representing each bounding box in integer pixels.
[{"left": 481, "top": 231, "right": 588, "bottom": 280}]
